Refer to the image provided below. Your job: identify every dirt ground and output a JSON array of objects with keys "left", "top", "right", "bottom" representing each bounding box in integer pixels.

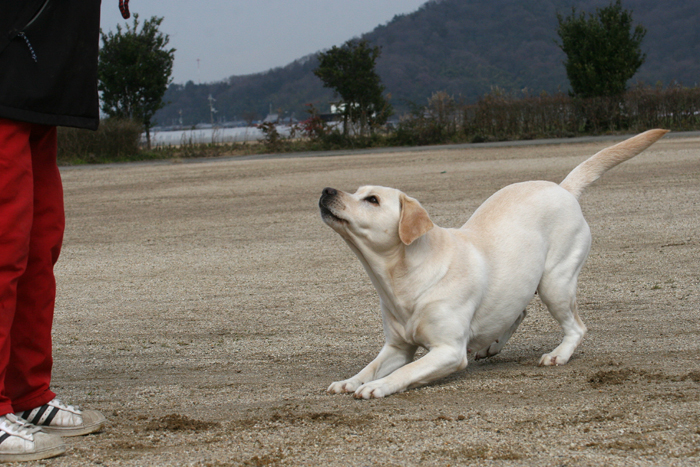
[{"left": 36, "top": 134, "right": 699, "bottom": 466}]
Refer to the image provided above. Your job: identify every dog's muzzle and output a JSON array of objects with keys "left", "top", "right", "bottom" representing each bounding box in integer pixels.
[{"left": 319, "top": 187, "right": 346, "bottom": 224}]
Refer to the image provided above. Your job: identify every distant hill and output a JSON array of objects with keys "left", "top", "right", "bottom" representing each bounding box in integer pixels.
[{"left": 155, "top": 0, "right": 700, "bottom": 126}]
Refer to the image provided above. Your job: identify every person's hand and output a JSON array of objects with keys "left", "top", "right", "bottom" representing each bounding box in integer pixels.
[{"left": 119, "top": 0, "right": 130, "bottom": 19}]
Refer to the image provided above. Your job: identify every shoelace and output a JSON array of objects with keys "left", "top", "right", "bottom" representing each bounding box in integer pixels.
[{"left": 0, "top": 415, "right": 42, "bottom": 438}]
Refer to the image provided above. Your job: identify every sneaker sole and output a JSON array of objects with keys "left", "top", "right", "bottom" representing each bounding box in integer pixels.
[
  {"left": 0, "top": 443, "right": 66, "bottom": 462},
  {"left": 40, "top": 418, "right": 106, "bottom": 437}
]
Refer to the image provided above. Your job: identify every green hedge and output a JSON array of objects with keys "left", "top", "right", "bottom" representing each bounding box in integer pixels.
[
  {"left": 57, "top": 118, "right": 142, "bottom": 164},
  {"left": 56, "top": 84, "right": 700, "bottom": 165},
  {"left": 392, "top": 84, "right": 700, "bottom": 146}
]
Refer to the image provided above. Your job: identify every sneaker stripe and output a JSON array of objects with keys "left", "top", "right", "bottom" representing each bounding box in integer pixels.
[
  {"left": 0, "top": 432, "right": 10, "bottom": 445},
  {"left": 29, "top": 405, "right": 49, "bottom": 425},
  {"left": 42, "top": 407, "right": 60, "bottom": 426}
]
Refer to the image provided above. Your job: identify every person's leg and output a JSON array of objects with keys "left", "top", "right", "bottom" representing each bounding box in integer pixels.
[
  {"left": 3, "top": 122, "right": 106, "bottom": 436},
  {"left": 0, "top": 120, "right": 64, "bottom": 461},
  {"left": 5, "top": 123, "right": 62, "bottom": 411},
  {"left": 0, "top": 119, "right": 35, "bottom": 416}
]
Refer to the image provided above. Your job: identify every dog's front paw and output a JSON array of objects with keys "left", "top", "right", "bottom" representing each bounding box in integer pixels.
[
  {"left": 353, "top": 380, "right": 392, "bottom": 400},
  {"left": 327, "top": 379, "right": 361, "bottom": 394}
]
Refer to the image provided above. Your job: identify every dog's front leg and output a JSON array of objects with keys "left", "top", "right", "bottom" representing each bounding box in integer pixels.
[
  {"left": 353, "top": 344, "right": 468, "bottom": 399},
  {"left": 327, "top": 343, "right": 417, "bottom": 394}
]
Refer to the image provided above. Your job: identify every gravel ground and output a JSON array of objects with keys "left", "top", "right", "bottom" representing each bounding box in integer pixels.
[{"left": 35, "top": 134, "right": 700, "bottom": 466}]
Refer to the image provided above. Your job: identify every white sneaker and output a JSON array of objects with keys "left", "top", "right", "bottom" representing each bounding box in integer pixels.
[
  {"left": 15, "top": 398, "right": 106, "bottom": 437},
  {"left": 0, "top": 413, "right": 65, "bottom": 462}
]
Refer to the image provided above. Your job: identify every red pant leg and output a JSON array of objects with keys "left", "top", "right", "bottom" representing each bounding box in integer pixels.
[
  {"left": 0, "top": 119, "right": 35, "bottom": 415},
  {"left": 0, "top": 120, "right": 62, "bottom": 413}
]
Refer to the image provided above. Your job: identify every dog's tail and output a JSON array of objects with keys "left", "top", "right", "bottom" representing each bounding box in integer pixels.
[{"left": 560, "top": 129, "right": 669, "bottom": 200}]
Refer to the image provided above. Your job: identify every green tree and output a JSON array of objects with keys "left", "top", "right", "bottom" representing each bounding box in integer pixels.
[
  {"left": 99, "top": 15, "right": 175, "bottom": 149},
  {"left": 556, "top": 0, "right": 646, "bottom": 98},
  {"left": 314, "top": 39, "right": 392, "bottom": 136}
]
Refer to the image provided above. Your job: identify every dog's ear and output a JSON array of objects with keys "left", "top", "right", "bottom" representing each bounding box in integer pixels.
[{"left": 399, "top": 194, "right": 434, "bottom": 245}]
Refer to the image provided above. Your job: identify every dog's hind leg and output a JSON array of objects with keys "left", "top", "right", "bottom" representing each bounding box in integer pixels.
[
  {"left": 537, "top": 274, "right": 587, "bottom": 366},
  {"left": 474, "top": 309, "right": 527, "bottom": 360}
]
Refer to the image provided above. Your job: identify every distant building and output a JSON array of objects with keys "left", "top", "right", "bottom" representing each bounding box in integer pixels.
[
  {"left": 262, "top": 113, "right": 298, "bottom": 125},
  {"left": 262, "top": 113, "right": 279, "bottom": 124}
]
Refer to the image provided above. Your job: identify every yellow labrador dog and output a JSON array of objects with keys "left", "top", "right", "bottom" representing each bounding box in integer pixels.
[{"left": 319, "top": 129, "right": 668, "bottom": 399}]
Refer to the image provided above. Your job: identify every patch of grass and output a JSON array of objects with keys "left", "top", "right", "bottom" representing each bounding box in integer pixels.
[{"left": 58, "top": 118, "right": 142, "bottom": 164}]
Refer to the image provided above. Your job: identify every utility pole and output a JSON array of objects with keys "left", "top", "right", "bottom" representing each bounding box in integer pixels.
[{"left": 208, "top": 94, "right": 217, "bottom": 126}]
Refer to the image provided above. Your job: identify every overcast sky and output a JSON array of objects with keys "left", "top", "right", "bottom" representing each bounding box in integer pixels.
[{"left": 100, "top": 0, "right": 427, "bottom": 85}]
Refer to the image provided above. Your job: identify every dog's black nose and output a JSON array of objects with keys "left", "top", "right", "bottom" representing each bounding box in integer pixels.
[{"left": 322, "top": 187, "right": 337, "bottom": 197}]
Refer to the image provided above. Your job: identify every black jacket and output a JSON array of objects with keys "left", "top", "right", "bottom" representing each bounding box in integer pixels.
[{"left": 0, "top": 0, "right": 102, "bottom": 130}]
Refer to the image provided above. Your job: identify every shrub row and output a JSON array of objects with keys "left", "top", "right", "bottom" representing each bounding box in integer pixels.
[
  {"left": 393, "top": 84, "right": 700, "bottom": 146},
  {"left": 57, "top": 118, "right": 142, "bottom": 164},
  {"left": 57, "top": 84, "right": 700, "bottom": 164}
]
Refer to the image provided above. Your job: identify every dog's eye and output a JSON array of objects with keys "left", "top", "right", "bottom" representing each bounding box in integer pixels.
[{"left": 364, "top": 195, "right": 380, "bottom": 205}]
